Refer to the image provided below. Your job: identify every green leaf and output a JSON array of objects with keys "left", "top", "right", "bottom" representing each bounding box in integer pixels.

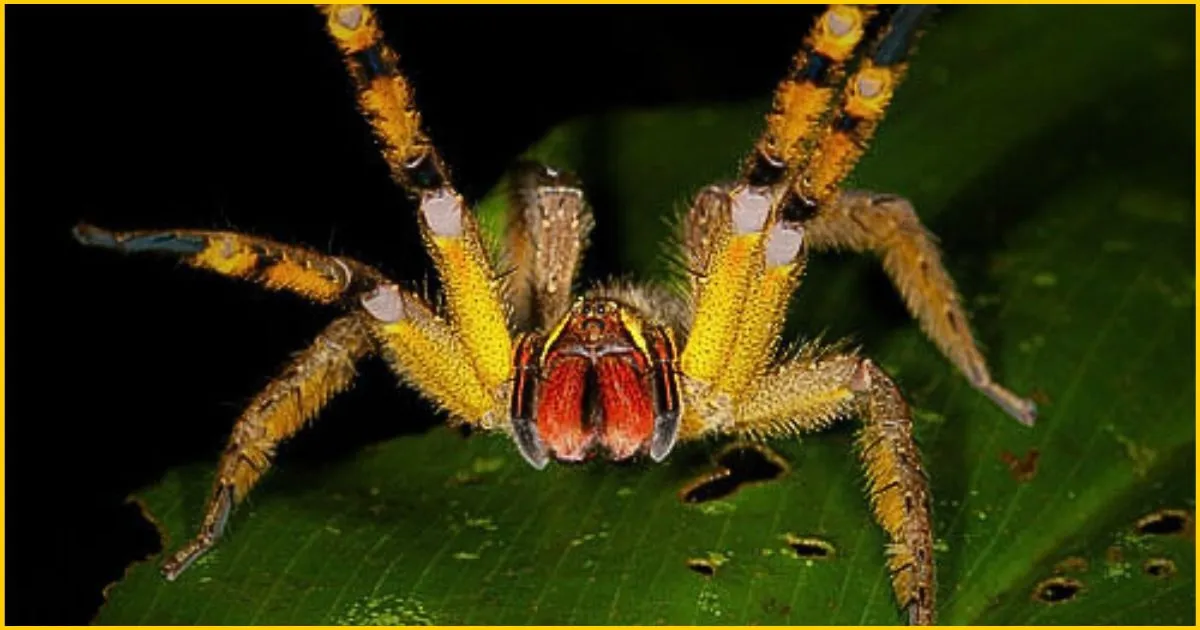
[{"left": 98, "top": 6, "right": 1194, "bottom": 625}]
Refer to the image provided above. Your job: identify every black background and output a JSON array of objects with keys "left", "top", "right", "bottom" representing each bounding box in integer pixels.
[{"left": 4, "top": 4, "right": 867, "bottom": 623}]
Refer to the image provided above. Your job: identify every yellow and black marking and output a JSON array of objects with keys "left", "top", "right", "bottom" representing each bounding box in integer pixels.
[
  {"left": 792, "top": 5, "right": 934, "bottom": 210},
  {"left": 647, "top": 325, "right": 682, "bottom": 424},
  {"left": 508, "top": 332, "right": 550, "bottom": 468},
  {"left": 320, "top": 4, "right": 448, "bottom": 193},
  {"left": 745, "top": 5, "right": 875, "bottom": 188},
  {"left": 73, "top": 223, "right": 383, "bottom": 303}
]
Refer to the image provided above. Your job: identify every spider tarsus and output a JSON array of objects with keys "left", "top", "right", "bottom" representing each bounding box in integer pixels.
[
  {"left": 978, "top": 381, "right": 1038, "bottom": 426},
  {"left": 71, "top": 222, "right": 115, "bottom": 247}
]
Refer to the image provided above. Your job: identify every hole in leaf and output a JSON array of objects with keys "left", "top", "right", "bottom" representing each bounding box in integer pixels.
[
  {"left": 1136, "top": 509, "right": 1192, "bottom": 536},
  {"left": 1032, "top": 576, "right": 1084, "bottom": 604},
  {"left": 1143, "top": 557, "right": 1176, "bottom": 578},
  {"left": 785, "top": 534, "right": 835, "bottom": 559},
  {"left": 687, "top": 558, "right": 717, "bottom": 577},
  {"left": 680, "top": 444, "right": 788, "bottom": 503}
]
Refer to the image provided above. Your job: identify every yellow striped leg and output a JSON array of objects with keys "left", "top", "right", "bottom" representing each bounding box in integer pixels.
[
  {"left": 359, "top": 283, "right": 503, "bottom": 426},
  {"left": 73, "top": 224, "right": 385, "bottom": 303},
  {"left": 162, "top": 314, "right": 374, "bottom": 579},
  {"left": 322, "top": 5, "right": 514, "bottom": 398},
  {"left": 733, "top": 349, "right": 936, "bottom": 625},
  {"left": 321, "top": 4, "right": 449, "bottom": 193},
  {"left": 744, "top": 5, "right": 876, "bottom": 188},
  {"left": 793, "top": 5, "right": 935, "bottom": 208}
]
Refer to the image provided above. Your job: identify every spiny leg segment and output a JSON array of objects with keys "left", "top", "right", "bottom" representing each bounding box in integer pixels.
[
  {"left": 788, "top": 4, "right": 1035, "bottom": 424},
  {"left": 735, "top": 348, "right": 936, "bottom": 626},
  {"left": 808, "top": 191, "right": 1037, "bottom": 424},
  {"left": 678, "top": 5, "right": 885, "bottom": 419},
  {"left": 505, "top": 163, "right": 594, "bottom": 330},
  {"left": 72, "top": 224, "right": 385, "bottom": 304},
  {"left": 744, "top": 5, "right": 876, "bottom": 188},
  {"left": 161, "top": 314, "right": 375, "bottom": 579},
  {"left": 323, "top": 4, "right": 514, "bottom": 409}
]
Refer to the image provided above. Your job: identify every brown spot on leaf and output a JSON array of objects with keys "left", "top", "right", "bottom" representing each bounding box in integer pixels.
[
  {"left": 1029, "top": 388, "right": 1052, "bottom": 406},
  {"left": 1032, "top": 576, "right": 1084, "bottom": 604},
  {"left": 1053, "top": 556, "right": 1089, "bottom": 574},
  {"left": 680, "top": 444, "right": 788, "bottom": 504},
  {"left": 1000, "top": 448, "right": 1040, "bottom": 482}
]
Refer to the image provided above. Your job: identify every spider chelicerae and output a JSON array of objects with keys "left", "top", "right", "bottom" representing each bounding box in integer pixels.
[{"left": 74, "top": 4, "right": 1036, "bottom": 625}]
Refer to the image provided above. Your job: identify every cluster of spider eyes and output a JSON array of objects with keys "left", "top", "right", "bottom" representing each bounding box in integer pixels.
[{"left": 576, "top": 300, "right": 617, "bottom": 318}]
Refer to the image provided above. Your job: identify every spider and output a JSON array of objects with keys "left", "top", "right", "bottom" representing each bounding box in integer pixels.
[{"left": 73, "top": 4, "right": 1037, "bottom": 625}]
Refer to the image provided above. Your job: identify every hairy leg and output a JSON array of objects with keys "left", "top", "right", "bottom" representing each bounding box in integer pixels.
[
  {"left": 505, "top": 163, "right": 594, "bottom": 330},
  {"left": 674, "top": 184, "right": 808, "bottom": 437},
  {"left": 805, "top": 190, "right": 1036, "bottom": 425},
  {"left": 743, "top": 5, "right": 875, "bottom": 188},
  {"left": 359, "top": 283, "right": 505, "bottom": 426},
  {"left": 162, "top": 314, "right": 374, "bottom": 579},
  {"left": 733, "top": 348, "right": 936, "bottom": 625},
  {"left": 73, "top": 224, "right": 385, "bottom": 304},
  {"left": 323, "top": 5, "right": 514, "bottom": 397}
]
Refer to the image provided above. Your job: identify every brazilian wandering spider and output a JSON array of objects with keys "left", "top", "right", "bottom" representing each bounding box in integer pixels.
[{"left": 73, "top": 4, "right": 1036, "bottom": 624}]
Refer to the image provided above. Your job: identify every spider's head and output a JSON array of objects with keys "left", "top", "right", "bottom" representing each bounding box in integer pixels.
[{"left": 509, "top": 298, "right": 681, "bottom": 469}]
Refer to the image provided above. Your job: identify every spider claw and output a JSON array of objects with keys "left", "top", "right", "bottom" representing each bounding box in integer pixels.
[
  {"left": 648, "top": 409, "right": 680, "bottom": 462},
  {"left": 977, "top": 380, "right": 1037, "bottom": 427},
  {"left": 510, "top": 414, "right": 549, "bottom": 470}
]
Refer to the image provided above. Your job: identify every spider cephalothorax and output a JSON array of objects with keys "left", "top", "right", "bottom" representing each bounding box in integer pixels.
[{"left": 74, "top": 5, "right": 1037, "bottom": 625}]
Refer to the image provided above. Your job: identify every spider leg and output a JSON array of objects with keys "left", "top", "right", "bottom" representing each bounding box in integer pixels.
[
  {"left": 320, "top": 4, "right": 448, "bottom": 194},
  {"left": 731, "top": 348, "right": 936, "bottom": 625},
  {"left": 807, "top": 191, "right": 1037, "bottom": 425},
  {"left": 675, "top": 186, "right": 808, "bottom": 436},
  {"left": 678, "top": 5, "right": 887, "bottom": 428},
  {"left": 788, "top": 5, "right": 936, "bottom": 211},
  {"left": 505, "top": 163, "right": 594, "bottom": 330},
  {"left": 323, "top": 5, "right": 513, "bottom": 397},
  {"left": 73, "top": 224, "right": 385, "bottom": 304},
  {"left": 162, "top": 314, "right": 374, "bottom": 580},
  {"left": 359, "top": 283, "right": 502, "bottom": 424},
  {"left": 744, "top": 5, "right": 876, "bottom": 188}
]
